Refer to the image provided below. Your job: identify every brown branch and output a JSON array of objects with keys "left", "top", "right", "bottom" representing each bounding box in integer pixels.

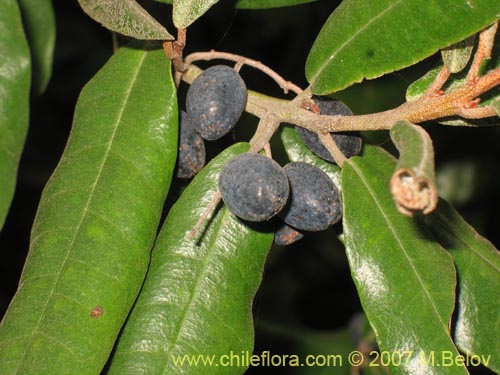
[
  {"left": 249, "top": 113, "right": 281, "bottom": 153},
  {"left": 188, "top": 191, "right": 222, "bottom": 239},
  {"left": 182, "top": 62, "right": 500, "bottom": 139},
  {"left": 184, "top": 50, "right": 303, "bottom": 95},
  {"left": 264, "top": 144, "right": 272, "bottom": 158},
  {"left": 458, "top": 105, "right": 498, "bottom": 119},
  {"left": 318, "top": 133, "right": 347, "bottom": 167},
  {"left": 425, "top": 65, "right": 450, "bottom": 97},
  {"left": 467, "top": 22, "right": 498, "bottom": 83},
  {"left": 475, "top": 66, "right": 500, "bottom": 93},
  {"left": 163, "top": 28, "right": 187, "bottom": 87}
]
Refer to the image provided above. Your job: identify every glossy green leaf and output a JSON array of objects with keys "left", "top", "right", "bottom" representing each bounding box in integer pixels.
[
  {"left": 280, "top": 125, "right": 341, "bottom": 190},
  {"left": 0, "top": 0, "right": 31, "bottom": 231},
  {"left": 0, "top": 43, "right": 178, "bottom": 374},
  {"left": 342, "top": 146, "right": 467, "bottom": 375},
  {"left": 78, "top": 0, "right": 174, "bottom": 40},
  {"left": 107, "top": 142, "right": 274, "bottom": 375},
  {"left": 17, "top": 0, "right": 56, "bottom": 94},
  {"left": 417, "top": 200, "right": 500, "bottom": 373},
  {"left": 406, "top": 66, "right": 443, "bottom": 102},
  {"left": 441, "top": 36, "right": 475, "bottom": 74},
  {"left": 389, "top": 120, "right": 437, "bottom": 215},
  {"left": 306, "top": 0, "right": 500, "bottom": 94},
  {"left": 172, "top": 0, "right": 219, "bottom": 28},
  {"left": 235, "top": 0, "right": 316, "bottom": 9}
]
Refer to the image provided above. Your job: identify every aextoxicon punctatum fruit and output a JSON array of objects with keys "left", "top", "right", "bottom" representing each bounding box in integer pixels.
[
  {"left": 176, "top": 111, "right": 206, "bottom": 178},
  {"left": 296, "top": 97, "right": 362, "bottom": 163},
  {"left": 219, "top": 153, "right": 289, "bottom": 222},
  {"left": 187, "top": 65, "right": 247, "bottom": 141},
  {"left": 274, "top": 223, "right": 304, "bottom": 246},
  {"left": 279, "top": 162, "right": 342, "bottom": 231}
]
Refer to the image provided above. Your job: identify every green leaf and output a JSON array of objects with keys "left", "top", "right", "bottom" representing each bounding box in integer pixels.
[
  {"left": 417, "top": 200, "right": 500, "bottom": 373},
  {"left": 107, "top": 142, "right": 273, "bottom": 375},
  {"left": 342, "top": 146, "right": 468, "bottom": 375},
  {"left": 441, "top": 36, "right": 475, "bottom": 74},
  {"left": 0, "top": 43, "right": 178, "bottom": 375},
  {"left": 306, "top": 0, "right": 500, "bottom": 94},
  {"left": 0, "top": 0, "right": 31, "bottom": 231},
  {"left": 235, "top": 0, "right": 317, "bottom": 9},
  {"left": 17, "top": 0, "right": 56, "bottom": 94},
  {"left": 406, "top": 66, "right": 442, "bottom": 102},
  {"left": 172, "top": 0, "right": 219, "bottom": 28},
  {"left": 389, "top": 120, "right": 437, "bottom": 215},
  {"left": 280, "top": 125, "right": 341, "bottom": 190},
  {"left": 78, "top": 0, "right": 174, "bottom": 40}
]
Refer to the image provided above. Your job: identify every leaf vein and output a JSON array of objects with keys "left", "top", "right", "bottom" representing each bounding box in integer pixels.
[
  {"left": 349, "top": 161, "right": 451, "bottom": 333},
  {"left": 311, "top": 0, "right": 404, "bottom": 85}
]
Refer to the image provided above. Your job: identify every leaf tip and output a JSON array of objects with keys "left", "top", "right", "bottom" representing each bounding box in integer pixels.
[{"left": 390, "top": 169, "right": 438, "bottom": 216}]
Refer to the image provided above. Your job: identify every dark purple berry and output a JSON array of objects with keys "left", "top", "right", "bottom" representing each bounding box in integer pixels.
[
  {"left": 176, "top": 111, "right": 206, "bottom": 178},
  {"left": 279, "top": 162, "right": 342, "bottom": 231},
  {"left": 274, "top": 223, "right": 304, "bottom": 246},
  {"left": 186, "top": 65, "right": 247, "bottom": 141},
  {"left": 219, "top": 153, "right": 289, "bottom": 222},
  {"left": 296, "top": 97, "right": 362, "bottom": 163}
]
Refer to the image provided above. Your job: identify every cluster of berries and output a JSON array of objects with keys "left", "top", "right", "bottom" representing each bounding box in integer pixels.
[
  {"left": 219, "top": 154, "right": 342, "bottom": 245},
  {"left": 176, "top": 65, "right": 247, "bottom": 178},
  {"left": 176, "top": 65, "right": 362, "bottom": 245}
]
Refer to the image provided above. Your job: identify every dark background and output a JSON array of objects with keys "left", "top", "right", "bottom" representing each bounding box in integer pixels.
[{"left": 1, "top": 1, "right": 499, "bottom": 374}]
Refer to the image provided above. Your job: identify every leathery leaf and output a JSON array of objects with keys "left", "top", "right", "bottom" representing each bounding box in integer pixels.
[
  {"left": 306, "top": 0, "right": 500, "bottom": 94},
  {"left": 0, "top": 43, "right": 178, "bottom": 375},
  {"left": 342, "top": 146, "right": 467, "bottom": 375},
  {"left": 417, "top": 199, "right": 500, "bottom": 373},
  {"left": 441, "top": 36, "right": 475, "bottom": 74},
  {"left": 17, "top": 0, "right": 56, "bottom": 94},
  {"left": 0, "top": 0, "right": 31, "bottom": 231},
  {"left": 172, "top": 0, "right": 219, "bottom": 29},
  {"left": 78, "top": 0, "right": 174, "bottom": 40},
  {"left": 107, "top": 142, "right": 274, "bottom": 375}
]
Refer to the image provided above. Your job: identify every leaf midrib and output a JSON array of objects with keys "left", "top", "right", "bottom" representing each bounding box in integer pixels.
[
  {"left": 434, "top": 211, "right": 500, "bottom": 273},
  {"left": 309, "top": 0, "right": 403, "bottom": 86},
  {"left": 12, "top": 51, "right": 147, "bottom": 373},
  {"left": 347, "top": 160, "right": 453, "bottom": 340},
  {"left": 161, "top": 206, "right": 233, "bottom": 374},
  {"left": 433, "top": 208, "right": 500, "bottom": 370}
]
